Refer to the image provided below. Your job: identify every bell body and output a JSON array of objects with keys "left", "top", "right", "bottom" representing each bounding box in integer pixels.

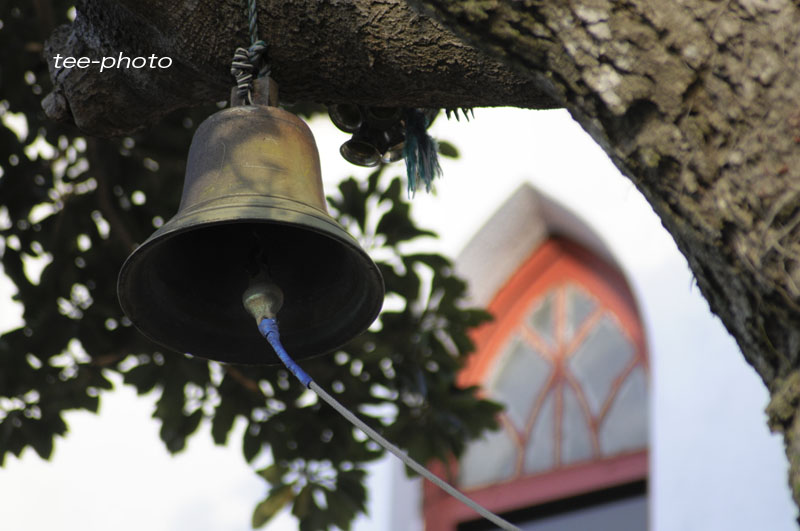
[{"left": 117, "top": 105, "right": 384, "bottom": 364}]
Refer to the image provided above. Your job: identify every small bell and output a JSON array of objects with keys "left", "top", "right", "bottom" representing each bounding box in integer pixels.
[
  {"left": 339, "top": 125, "right": 383, "bottom": 167},
  {"left": 328, "top": 103, "right": 363, "bottom": 133},
  {"left": 380, "top": 123, "right": 406, "bottom": 164}
]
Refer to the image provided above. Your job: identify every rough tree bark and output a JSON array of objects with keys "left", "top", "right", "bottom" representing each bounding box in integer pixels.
[
  {"left": 44, "top": 0, "right": 800, "bottom": 513},
  {"left": 43, "top": 0, "right": 557, "bottom": 135}
]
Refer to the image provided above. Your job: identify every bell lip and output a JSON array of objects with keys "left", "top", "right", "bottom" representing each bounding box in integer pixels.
[
  {"left": 117, "top": 198, "right": 385, "bottom": 365},
  {"left": 328, "top": 103, "right": 363, "bottom": 133},
  {"left": 340, "top": 140, "right": 381, "bottom": 167}
]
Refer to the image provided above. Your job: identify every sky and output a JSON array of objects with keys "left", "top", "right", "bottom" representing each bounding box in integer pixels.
[{"left": 0, "top": 107, "right": 797, "bottom": 530}]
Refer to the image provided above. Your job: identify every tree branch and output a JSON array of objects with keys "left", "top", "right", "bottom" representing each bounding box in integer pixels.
[
  {"left": 43, "top": 0, "right": 559, "bottom": 136},
  {"left": 224, "top": 365, "right": 263, "bottom": 396}
]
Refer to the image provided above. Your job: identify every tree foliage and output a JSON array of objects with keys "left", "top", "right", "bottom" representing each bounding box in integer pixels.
[{"left": 0, "top": 3, "right": 502, "bottom": 529}]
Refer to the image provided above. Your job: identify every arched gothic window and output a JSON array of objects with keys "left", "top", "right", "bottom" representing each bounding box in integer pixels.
[
  {"left": 460, "top": 280, "right": 648, "bottom": 489},
  {"left": 423, "top": 194, "right": 649, "bottom": 531}
]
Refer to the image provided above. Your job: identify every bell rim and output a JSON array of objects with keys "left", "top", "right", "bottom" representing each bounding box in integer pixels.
[{"left": 117, "top": 200, "right": 385, "bottom": 364}]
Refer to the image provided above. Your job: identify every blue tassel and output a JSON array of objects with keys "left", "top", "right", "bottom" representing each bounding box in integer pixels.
[{"left": 403, "top": 109, "right": 441, "bottom": 195}]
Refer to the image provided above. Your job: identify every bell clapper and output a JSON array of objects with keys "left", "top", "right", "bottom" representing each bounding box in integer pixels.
[
  {"left": 242, "top": 269, "right": 284, "bottom": 322},
  {"left": 242, "top": 230, "right": 284, "bottom": 322}
]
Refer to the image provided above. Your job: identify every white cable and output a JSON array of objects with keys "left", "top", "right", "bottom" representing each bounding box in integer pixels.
[
  {"left": 253, "top": 311, "right": 520, "bottom": 530},
  {"left": 309, "top": 381, "right": 521, "bottom": 531}
]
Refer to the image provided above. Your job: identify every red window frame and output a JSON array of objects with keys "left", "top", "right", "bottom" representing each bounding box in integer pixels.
[{"left": 423, "top": 237, "right": 649, "bottom": 530}]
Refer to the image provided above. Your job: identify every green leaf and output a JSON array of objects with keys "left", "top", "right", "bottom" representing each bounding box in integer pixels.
[
  {"left": 404, "top": 252, "right": 451, "bottom": 272},
  {"left": 325, "top": 489, "right": 359, "bottom": 529},
  {"left": 335, "top": 178, "right": 368, "bottom": 231},
  {"left": 211, "top": 398, "right": 237, "bottom": 446},
  {"left": 376, "top": 202, "right": 436, "bottom": 246},
  {"left": 252, "top": 485, "right": 294, "bottom": 528},
  {"left": 243, "top": 424, "right": 262, "bottom": 462},
  {"left": 379, "top": 176, "right": 403, "bottom": 203},
  {"left": 89, "top": 370, "right": 114, "bottom": 391},
  {"left": 160, "top": 409, "right": 202, "bottom": 454},
  {"left": 123, "top": 363, "right": 160, "bottom": 395},
  {"left": 26, "top": 419, "right": 55, "bottom": 460},
  {"left": 337, "top": 469, "right": 367, "bottom": 512},
  {"left": 379, "top": 262, "right": 421, "bottom": 300},
  {"left": 257, "top": 463, "right": 283, "bottom": 484},
  {"left": 291, "top": 485, "right": 314, "bottom": 519},
  {"left": 366, "top": 168, "right": 383, "bottom": 195},
  {"left": 437, "top": 140, "right": 460, "bottom": 159}
]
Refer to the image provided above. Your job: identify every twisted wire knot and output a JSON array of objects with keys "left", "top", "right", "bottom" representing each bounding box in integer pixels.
[{"left": 230, "top": 40, "right": 269, "bottom": 104}]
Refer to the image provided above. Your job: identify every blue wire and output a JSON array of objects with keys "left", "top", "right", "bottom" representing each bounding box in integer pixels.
[{"left": 258, "top": 318, "right": 313, "bottom": 388}]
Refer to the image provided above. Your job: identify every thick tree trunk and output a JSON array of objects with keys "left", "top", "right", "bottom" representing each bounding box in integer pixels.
[
  {"left": 407, "top": 0, "right": 800, "bottom": 510},
  {"left": 44, "top": 0, "right": 800, "bottom": 513}
]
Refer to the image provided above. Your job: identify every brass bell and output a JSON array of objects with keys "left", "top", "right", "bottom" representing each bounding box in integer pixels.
[
  {"left": 380, "top": 123, "right": 406, "bottom": 164},
  {"left": 328, "top": 103, "right": 363, "bottom": 133},
  {"left": 339, "top": 125, "right": 383, "bottom": 167},
  {"left": 117, "top": 100, "right": 385, "bottom": 365}
]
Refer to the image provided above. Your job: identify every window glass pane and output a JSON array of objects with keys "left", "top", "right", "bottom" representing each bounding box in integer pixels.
[
  {"left": 565, "top": 284, "right": 596, "bottom": 341},
  {"left": 489, "top": 337, "right": 551, "bottom": 430},
  {"left": 459, "top": 426, "right": 517, "bottom": 488},
  {"left": 600, "top": 365, "right": 648, "bottom": 455},
  {"left": 515, "top": 494, "right": 648, "bottom": 531},
  {"left": 527, "top": 290, "right": 556, "bottom": 347},
  {"left": 561, "top": 384, "right": 594, "bottom": 465},
  {"left": 568, "top": 315, "right": 633, "bottom": 416},
  {"left": 523, "top": 389, "right": 556, "bottom": 474}
]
